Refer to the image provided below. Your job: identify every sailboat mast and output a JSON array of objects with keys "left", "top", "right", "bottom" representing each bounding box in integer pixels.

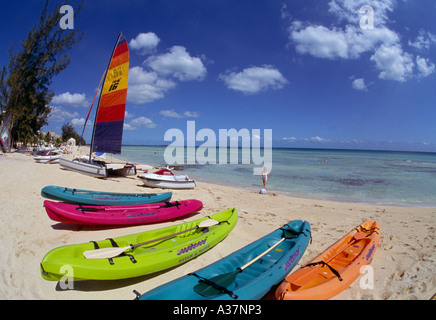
[
  {"left": 88, "top": 32, "right": 123, "bottom": 162},
  {"left": 80, "top": 72, "right": 105, "bottom": 144}
]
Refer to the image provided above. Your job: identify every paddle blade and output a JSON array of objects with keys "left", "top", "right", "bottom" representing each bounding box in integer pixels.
[
  {"left": 83, "top": 245, "right": 131, "bottom": 259},
  {"left": 194, "top": 270, "right": 240, "bottom": 298},
  {"left": 198, "top": 219, "right": 219, "bottom": 228}
]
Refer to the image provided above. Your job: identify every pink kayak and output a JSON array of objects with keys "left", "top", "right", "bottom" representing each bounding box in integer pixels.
[{"left": 44, "top": 199, "right": 203, "bottom": 226}]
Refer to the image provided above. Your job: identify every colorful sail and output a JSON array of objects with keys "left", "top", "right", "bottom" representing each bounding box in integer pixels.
[{"left": 92, "top": 34, "right": 129, "bottom": 154}]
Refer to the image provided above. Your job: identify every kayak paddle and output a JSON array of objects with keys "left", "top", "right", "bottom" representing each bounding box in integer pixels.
[
  {"left": 194, "top": 237, "right": 286, "bottom": 297},
  {"left": 83, "top": 218, "right": 219, "bottom": 259}
]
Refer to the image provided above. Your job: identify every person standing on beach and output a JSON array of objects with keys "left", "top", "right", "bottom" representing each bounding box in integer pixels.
[{"left": 261, "top": 167, "right": 269, "bottom": 188}]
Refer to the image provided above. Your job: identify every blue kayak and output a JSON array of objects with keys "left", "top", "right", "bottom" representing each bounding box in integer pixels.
[
  {"left": 137, "top": 219, "right": 311, "bottom": 300},
  {"left": 41, "top": 185, "right": 172, "bottom": 206}
]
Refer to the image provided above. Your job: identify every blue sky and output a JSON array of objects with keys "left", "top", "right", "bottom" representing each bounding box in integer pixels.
[{"left": 2, "top": 0, "right": 436, "bottom": 151}]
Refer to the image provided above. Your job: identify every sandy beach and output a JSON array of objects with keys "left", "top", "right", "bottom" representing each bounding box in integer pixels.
[{"left": 0, "top": 150, "right": 435, "bottom": 300}]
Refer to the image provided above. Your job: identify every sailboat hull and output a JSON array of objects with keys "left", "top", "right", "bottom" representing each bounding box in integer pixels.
[
  {"left": 59, "top": 157, "right": 107, "bottom": 178},
  {"left": 106, "top": 163, "right": 136, "bottom": 177},
  {"left": 138, "top": 174, "right": 196, "bottom": 189}
]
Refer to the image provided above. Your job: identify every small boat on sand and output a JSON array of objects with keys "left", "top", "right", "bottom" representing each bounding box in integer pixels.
[
  {"left": 44, "top": 199, "right": 203, "bottom": 226},
  {"left": 41, "top": 185, "right": 172, "bottom": 205},
  {"left": 137, "top": 220, "right": 311, "bottom": 300},
  {"left": 34, "top": 150, "right": 62, "bottom": 164},
  {"left": 138, "top": 168, "right": 196, "bottom": 189},
  {"left": 274, "top": 220, "right": 380, "bottom": 300},
  {"left": 40, "top": 208, "right": 238, "bottom": 281},
  {"left": 59, "top": 156, "right": 107, "bottom": 178}
]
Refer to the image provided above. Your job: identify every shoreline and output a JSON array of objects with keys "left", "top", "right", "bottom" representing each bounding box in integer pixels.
[
  {"left": 0, "top": 151, "right": 435, "bottom": 300},
  {"left": 189, "top": 175, "right": 436, "bottom": 209},
  {"left": 115, "top": 146, "right": 436, "bottom": 209}
]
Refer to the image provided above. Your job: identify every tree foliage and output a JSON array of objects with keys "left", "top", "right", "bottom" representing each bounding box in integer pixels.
[
  {"left": 61, "top": 122, "right": 85, "bottom": 145},
  {"left": 1, "top": 0, "right": 84, "bottom": 148}
]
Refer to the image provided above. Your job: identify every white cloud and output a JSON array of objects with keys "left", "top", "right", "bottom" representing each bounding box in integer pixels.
[
  {"left": 408, "top": 30, "right": 436, "bottom": 51},
  {"left": 290, "top": 24, "right": 349, "bottom": 59},
  {"left": 127, "top": 66, "right": 176, "bottom": 104},
  {"left": 416, "top": 56, "right": 435, "bottom": 78},
  {"left": 282, "top": 137, "right": 297, "bottom": 142},
  {"left": 281, "top": 136, "right": 333, "bottom": 143},
  {"left": 219, "top": 65, "right": 288, "bottom": 94},
  {"left": 183, "top": 111, "right": 199, "bottom": 118},
  {"left": 128, "top": 116, "right": 157, "bottom": 129},
  {"left": 124, "top": 110, "right": 134, "bottom": 119},
  {"left": 286, "top": 0, "right": 435, "bottom": 82},
  {"left": 370, "top": 44, "right": 414, "bottom": 82},
  {"left": 145, "top": 46, "right": 207, "bottom": 81},
  {"left": 126, "top": 34, "right": 208, "bottom": 105},
  {"left": 48, "top": 106, "right": 80, "bottom": 122},
  {"left": 281, "top": 3, "right": 291, "bottom": 20},
  {"left": 129, "top": 32, "right": 160, "bottom": 55},
  {"left": 123, "top": 123, "right": 135, "bottom": 131},
  {"left": 328, "top": 0, "right": 395, "bottom": 26},
  {"left": 346, "top": 26, "right": 399, "bottom": 58},
  {"left": 289, "top": 22, "right": 398, "bottom": 60},
  {"left": 310, "top": 136, "right": 329, "bottom": 142},
  {"left": 71, "top": 118, "right": 86, "bottom": 126},
  {"left": 160, "top": 109, "right": 183, "bottom": 118},
  {"left": 160, "top": 109, "right": 199, "bottom": 118},
  {"left": 51, "top": 92, "right": 88, "bottom": 107},
  {"left": 352, "top": 78, "right": 368, "bottom": 91}
]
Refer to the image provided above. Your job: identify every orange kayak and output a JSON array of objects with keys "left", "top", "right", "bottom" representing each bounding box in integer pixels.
[{"left": 275, "top": 220, "right": 380, "bottom": 300}]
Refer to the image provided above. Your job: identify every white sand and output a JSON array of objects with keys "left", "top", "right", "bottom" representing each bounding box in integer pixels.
[{"left": 0, "top": 151, "right": 435, "bottom": 300}]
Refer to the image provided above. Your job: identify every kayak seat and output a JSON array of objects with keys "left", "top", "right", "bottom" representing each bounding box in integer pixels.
[{"left": 342, "top": 242, "right": 364, "bottom": 261}]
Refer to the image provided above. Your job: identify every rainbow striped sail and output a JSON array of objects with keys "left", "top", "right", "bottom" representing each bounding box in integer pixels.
[{"left": 91, "top": 33, "right": 129, "bottom": 155}]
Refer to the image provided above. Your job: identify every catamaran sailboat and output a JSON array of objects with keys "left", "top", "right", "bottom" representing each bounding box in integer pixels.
[{"left": 59, "top": 33, "right": 130, "bottom": 178}]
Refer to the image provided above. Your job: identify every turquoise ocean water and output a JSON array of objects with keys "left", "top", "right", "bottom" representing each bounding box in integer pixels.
[{"left": 117, "top": 146, "right": 436, "bottom": 207}]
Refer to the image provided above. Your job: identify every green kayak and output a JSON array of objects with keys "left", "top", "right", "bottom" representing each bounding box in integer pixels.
[{"left": 40, "top": 208, "right": 237, "bottom": 281}]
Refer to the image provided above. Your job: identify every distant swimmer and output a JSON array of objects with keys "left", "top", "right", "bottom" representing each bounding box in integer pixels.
[{"left": 261, "top": 167, "right": 269, "bottom": 188}]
